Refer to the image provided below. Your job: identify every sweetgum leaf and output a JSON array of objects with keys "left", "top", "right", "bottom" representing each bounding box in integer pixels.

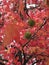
[{"left": 3, "top": 22, "right": 20, "bottom": 47}]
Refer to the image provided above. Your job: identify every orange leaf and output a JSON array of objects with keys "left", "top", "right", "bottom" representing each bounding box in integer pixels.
[{"left": 3, "top": 22, "right": 20, "bottom": 47}]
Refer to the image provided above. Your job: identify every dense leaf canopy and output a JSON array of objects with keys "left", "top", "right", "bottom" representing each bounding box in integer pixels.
[{"left": 0, "top": 0, "right": 49, "bottom": 65}]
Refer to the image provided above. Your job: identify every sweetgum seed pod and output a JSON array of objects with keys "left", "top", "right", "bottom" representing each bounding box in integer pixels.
[
  {"left": 28, "top": 19, "right": 35, "bottom": 27},
  {"left": 24, "top": 32, "right": 31, "bottom": 39}
]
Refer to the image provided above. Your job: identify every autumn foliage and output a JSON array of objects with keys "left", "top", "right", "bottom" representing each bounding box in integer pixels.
[{"left": 0, "top": 0, "right": 49, "bottom": 65}]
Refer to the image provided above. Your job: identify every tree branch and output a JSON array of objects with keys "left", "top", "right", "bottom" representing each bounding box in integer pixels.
[
  {"left": 23, "top": 17, "right": 49, "bottom": 47},
  {"left": 32, "top": 58, "right": 44, "bottom": 65}
]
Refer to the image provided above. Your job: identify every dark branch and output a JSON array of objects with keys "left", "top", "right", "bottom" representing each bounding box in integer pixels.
[
  {"left": 0, "top": 62, "right": 5, "bottom": 65},
  {"left": 23, "top": 52, "right": 49, "bottom": 65},
  {"left": 23, "top": 17, "right": 49, "bottom": 47},
  {"left": 0, "top": 56, "right": 8, "bottom": 62},
  {"left": 0, "top": 22, "right": 4, "bottom": 28},
  {"left": 32, "top": 59, "right": 44, "bottom": 65}
]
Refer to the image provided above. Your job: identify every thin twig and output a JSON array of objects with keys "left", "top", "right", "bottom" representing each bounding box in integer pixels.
[
  {"left": 32, "top": 59, "right": 44, "bottom": 65},
  {"left": 23, "top": 17, "right": 49, "bottom": 47}
]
